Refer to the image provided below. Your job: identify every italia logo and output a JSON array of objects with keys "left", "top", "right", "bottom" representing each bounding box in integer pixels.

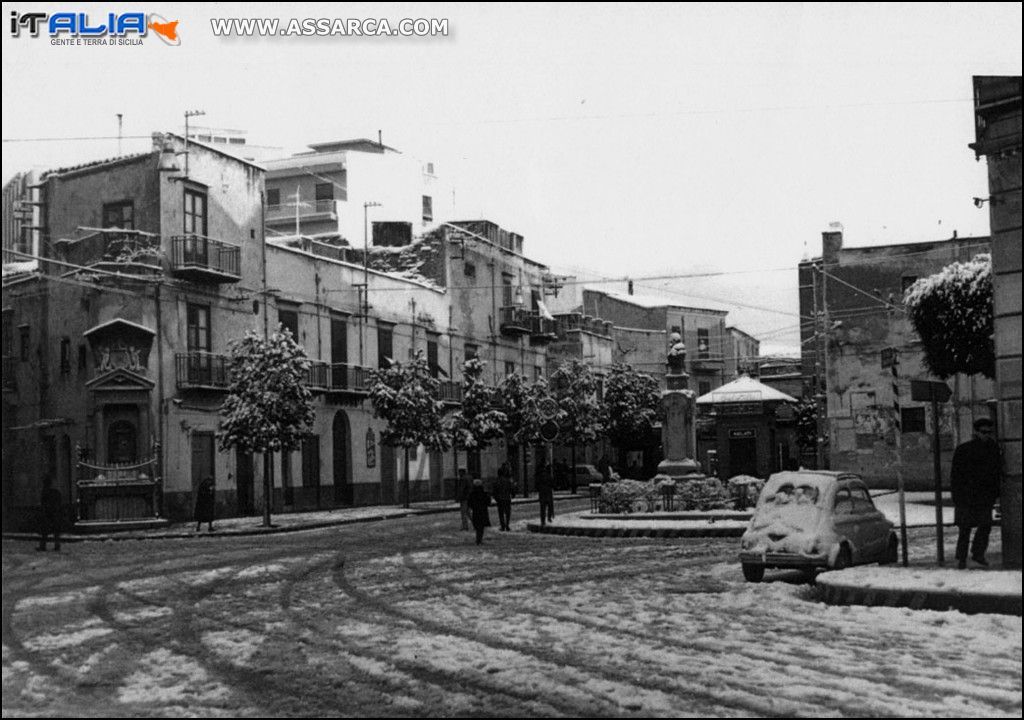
[{"left": 9, "top": 11, "right": 180, "bottom": 45}]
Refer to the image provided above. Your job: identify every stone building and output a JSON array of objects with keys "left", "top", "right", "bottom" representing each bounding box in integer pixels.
[
  {"left": 798, "top": 229, "right": 993, "bottom": 489},
  {"left": 2, "top": 133, "right": 265, "bottom": 529},
  {"left": 970, "top": 75, "right": 1022, "bottom": 567}
]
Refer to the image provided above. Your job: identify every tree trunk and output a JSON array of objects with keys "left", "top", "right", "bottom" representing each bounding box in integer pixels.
[
  {"left": 404, "top": 446, "right": 411, "bottom": 509},
  {"left": 521, "top": 444, "right": 529, "bottom": 497},
  {"left": 262, "top": 451, "right": 273, "bottom": 527},
  {"left": 570, "top": 444, "right": 577, "bottom": 494}
]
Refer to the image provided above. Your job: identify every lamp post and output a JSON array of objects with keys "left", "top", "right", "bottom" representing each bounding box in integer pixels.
[{"left": 361, "top": 201, "right": 381, "bottom": 365}]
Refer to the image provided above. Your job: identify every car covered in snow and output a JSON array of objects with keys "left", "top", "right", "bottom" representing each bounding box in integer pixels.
[{"left": 738, "top": 471, "right": 897, "bottom": 582}]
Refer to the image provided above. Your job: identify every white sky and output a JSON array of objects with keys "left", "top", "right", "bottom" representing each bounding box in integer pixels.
[{"left": 2, "top": 2, "right": 1021, "bottom": 354}]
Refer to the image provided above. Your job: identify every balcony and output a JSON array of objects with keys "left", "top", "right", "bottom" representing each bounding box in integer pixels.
[
  {"left": 170, "top": 235, "right": 241, "bottom": 283},
  {"left": 691, "top": 351, "right": 725, "bottom": 372},
  {"left": 175, "top": 352, "right": 230, "bottom": 390},
  {"left": 436, "top": 380, "right": 464, "bottom": 405},
  {"left": 59, "top": 229, "right": 161, "bottom": 276},
  {"left": 499, "top": 306, "right": 533, "bottom": 336},
  {"left": 529, "top": 315, "right": 558, "bottom": 343},
  {"left": 319, "top": 362, "right": 373, "bottom": 395},
  {"left": 265, "top": 198, "right": 338, "bottom": 226}
]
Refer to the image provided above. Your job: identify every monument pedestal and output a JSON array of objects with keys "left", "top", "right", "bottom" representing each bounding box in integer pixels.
[{"left": 657, "top": 370, "right": 706, "bottom": 482}]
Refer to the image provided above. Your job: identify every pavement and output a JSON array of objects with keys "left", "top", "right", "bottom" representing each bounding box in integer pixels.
[{"left": 3, "top": 487, "right": 1019, "bottom": 616}]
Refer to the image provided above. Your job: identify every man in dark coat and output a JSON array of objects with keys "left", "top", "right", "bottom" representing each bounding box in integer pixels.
[
  {"left": 38, "top": 480, "right": 63, "bottom": 551},
  {"left": 951, "top": 418, "right": 1001, "bottom": 568},
  {"left": 467, "top": 478, "right": 492, "bottom": 545},
  {"left": 535, "top": 459, "right": 555, "bottom": 527},
  {"left": 194, "top": 476, "right": 216, "bottom": 532},
  {"left": 493, "top": 462, "right": 515, "bottom": 531}
]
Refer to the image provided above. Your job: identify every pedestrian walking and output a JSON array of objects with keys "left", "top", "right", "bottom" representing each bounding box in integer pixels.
[
  {"left": 194, "top": 476, "right": 216, "bottom": 532},
  {"left": 493, "top": 462, "right": 515, "bottom": 531},
  {"left": 536, "top": 458, "right": 555, "bottom": 527},
  {"left": 951, "top": 417, "right": 1001, "bottom": 568},
  {"left": 467, "top": 478, "right": 492, "bottom": 545},
  {"left": 37, "top": 479, "right": 63, "bottom": 551},
  {"left": 456, "top": 468, "right": 472, "bottom": 531}
]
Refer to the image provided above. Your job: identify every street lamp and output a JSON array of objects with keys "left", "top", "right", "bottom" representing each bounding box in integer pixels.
[{"left": 360, "top": 201, "right": 381, "bottom": 365}]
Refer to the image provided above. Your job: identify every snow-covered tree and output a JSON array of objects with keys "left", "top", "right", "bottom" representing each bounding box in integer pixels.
[
  {"left": 368, "top": 351, "right": 451, "bottom": 507},
  {"left": 603, "top": 363, "right": 660, "bottom": 456},
  {"left": 550, "top": 359, "right": 607, "bottom": 491},
  {"left": 448, "top": 357, "right": 507, "bottom": 467},
  {"left": 904, "top": 254, "right": 994, "bottom": 379},
  {"left": 218, "top": 329, "right": 315, "bottom": 526},
  {"left": 497, "top": 373, "right": 551, "bottom": 495}
]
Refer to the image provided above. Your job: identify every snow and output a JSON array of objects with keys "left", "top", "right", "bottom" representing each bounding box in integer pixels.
[
  {"left": 818, "top": 565, "right": 1020, "bottom": 596},
  {"left": 117, "top": 648, "right": 232, "bottom": 705}
]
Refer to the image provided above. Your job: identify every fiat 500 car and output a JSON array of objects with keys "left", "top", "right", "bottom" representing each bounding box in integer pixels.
[{"left": 738, "top": 471, "right": 897, "bottom": 582}]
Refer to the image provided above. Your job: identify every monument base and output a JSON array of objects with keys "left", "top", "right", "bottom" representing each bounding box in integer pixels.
[{"left": 656, "top": 457, "right": 705, "bottom": 482}]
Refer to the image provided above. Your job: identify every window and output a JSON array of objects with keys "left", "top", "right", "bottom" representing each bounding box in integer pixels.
[
  {"left": 464, "top": 343, "right": 478, "bottom": 362},
  {"left": 184, "top": 189, "right": 207, "bottom": 236},
  {"left": 697, "top": 328, "right": 710, "bottom": 359},
  {"left": 377, "top": 324, "right": 393, "bottom": 369},
  {"left": 505, "top": 361, "right": 516, "bottom": 377},
  {"left": 78, "top": 344, "right": 87, "bottom": 370},
  {"left": 422, "top": 195, "right": 433, "bottom": 222},
  {"left": 464, "top": 261, "right": 476, "bottom": 278},
  {"left": 59, "top": 337, "right": 70, "bottom": 374},
  {"left": 315, "top": 183, "right": 333, "bottom": 201},
  {"left": 534, "top": 365, "right": 543, "bottom": 380},
  {"left": 2, "top": 311, "right": 12, "bottom": 356},
  {"left": 278, "top": 307, "right": 299, "bottom": 341},
  {"left": 186, "top": 304, "right": 211, "bottom": 353},
  {"left": 901, "top": 407, "right": 926, "bottom": 433},
  {"left": 266, "top": 188, "right": 280, "bottom": 207},
  {"left": 698, "top": 380, "right": 711, "bottom": 397},
  {"left": 502, "top": 276, "right": 514, "bottom": 306},
  {"left": 427, "top": 336, "right": 439, "bottom": 378},
  {"left": 102, "top": 200, "right": 134, "bottom": 230},
  {"left": 19, "top": 325, "right": 29, "bottom": 361}
]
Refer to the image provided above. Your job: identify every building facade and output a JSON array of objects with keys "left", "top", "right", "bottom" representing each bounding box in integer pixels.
[
  {"left": 798, "top": 229, "right": 993, "bottom": 489},
  {"left": 971, "top": 75, "right": 1022, "bottom": 568}
]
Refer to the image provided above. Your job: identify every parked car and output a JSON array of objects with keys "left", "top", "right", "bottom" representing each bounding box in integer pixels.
[
  {"left": 738, "top": 470, "right": 897, "bottom": 582},
  {"left": 573, "top": 464, "right": 604, "bottom": 486}
]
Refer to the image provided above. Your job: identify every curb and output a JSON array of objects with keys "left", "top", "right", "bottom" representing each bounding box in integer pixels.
[
  {"left": 817, "top": 578, "right": 1023, "bottom": 616},
  {"left": 526, "top": 522, "right": 745, "bottom": 538}
]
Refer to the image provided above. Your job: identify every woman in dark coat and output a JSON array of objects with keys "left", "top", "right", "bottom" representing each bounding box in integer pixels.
[
  {"left": 493, "top": 462, "right": 515, "bottom": 531},
  {"left": 195, "top": 476, "right": 216, "bottom": 532},
  {"left": 467, "top": 478, "right": 492, "bottom": 545}
]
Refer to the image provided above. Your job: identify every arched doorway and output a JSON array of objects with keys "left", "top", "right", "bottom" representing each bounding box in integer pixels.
[
  {"left": 108, "top": 420, "right": 138, "bottom": 464},
  {"left": 332, "top": 411, "right": 352, "bottom": 506}
]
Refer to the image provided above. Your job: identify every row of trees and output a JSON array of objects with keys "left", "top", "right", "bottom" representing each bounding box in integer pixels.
[{"left": 217, "top": 328, "right": 663, "bottom": 519}]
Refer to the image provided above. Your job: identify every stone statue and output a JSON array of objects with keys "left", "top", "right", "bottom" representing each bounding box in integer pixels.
[{"left": 667, "top": 332, "right": 687, "bottom": 374}]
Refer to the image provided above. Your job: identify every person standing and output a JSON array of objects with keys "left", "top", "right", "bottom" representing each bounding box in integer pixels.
[
  {"left": 493, "top": 462, "right": 515, "bottom": 531},
  {"left": 951, "top": 417, "right": 1001, "bottom": 568},
  {"left": 535, "top": 458, "right": 555, "bottom": 527},
  {"left": 38, "top": 479, "right": 63, "bottom": 551},
  {"left": 194, "top": 476, "right": 216, "bottom": 532},
  {"left": 467, "top": 478, "right": 492, "bottom": 545},
  {"left": 597, "top": 454, "right": 612, "bottom": 484},
  {"left": 456, "top": 468, "right": 471, "bottom": 531}
]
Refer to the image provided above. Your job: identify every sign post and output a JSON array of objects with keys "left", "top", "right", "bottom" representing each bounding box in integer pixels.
[{"left": 911, "top": 379, "right": 953, "bottom": 565}]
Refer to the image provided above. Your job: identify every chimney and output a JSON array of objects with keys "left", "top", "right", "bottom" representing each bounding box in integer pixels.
[
  {"left": 153, "top": 132, "right": 180, "bottom": 172},
  {"left": 627, "top": 279, "right": 634, "bottom": 295},
  {"left": 378, "top": 129, "right": 383, "bottom": 148},
  {"left": 822, "top": 227, "right": 843, "bottom": 264}
]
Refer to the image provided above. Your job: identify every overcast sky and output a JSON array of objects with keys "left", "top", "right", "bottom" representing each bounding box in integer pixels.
[{"left": 3, "top": 2, "right": 1021, "bottom": 354}]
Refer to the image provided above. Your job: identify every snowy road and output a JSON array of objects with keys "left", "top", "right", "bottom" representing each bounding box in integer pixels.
[{"left": 3, "top": 512, "right": 1021, "bottom": 717}]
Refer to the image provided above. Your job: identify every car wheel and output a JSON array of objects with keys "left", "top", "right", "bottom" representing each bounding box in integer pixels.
[
  {"left": 833, "top": 545, "right": 852, "bottom": 570},
  {"left": 880, "top": 534, "right": 898, "bottom": 565},
  {"left": 742, "top": 563, "right": 765, "bottom": 583}
]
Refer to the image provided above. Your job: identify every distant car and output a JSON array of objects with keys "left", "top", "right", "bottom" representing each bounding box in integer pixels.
[
  {"left": 738, "top": 471, "right": 897, "bottom": 582},
  {"left": 573, "top": 464, "right": 604, "bottom": 486}
]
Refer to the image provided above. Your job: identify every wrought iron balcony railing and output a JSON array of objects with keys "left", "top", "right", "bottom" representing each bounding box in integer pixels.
[
  {"left": 170, "top": 234, "right": 241, "bottom": 282},
  {"left": 175, "top": 352, "right": 230, "bottom": 389}
]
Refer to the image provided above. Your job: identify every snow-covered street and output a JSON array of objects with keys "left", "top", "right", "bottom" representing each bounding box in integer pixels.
[{"left": 3, "top": 511, "right": 1021, "bottom": 717}]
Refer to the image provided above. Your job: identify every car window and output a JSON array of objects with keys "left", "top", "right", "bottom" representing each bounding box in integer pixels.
[
  {"left": 763, "top": 483, "right": 821, "bottom": 507},
  {"left": 849, "top": 486, "right": 875, "bottom": 513},
  {"left": 834, "top": 487, "right": 853, "bottom": 514}
]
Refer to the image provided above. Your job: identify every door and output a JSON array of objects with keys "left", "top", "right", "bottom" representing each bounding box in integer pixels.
[
  {"left": 191, "top": 432, "right": 215, "bottom": 494},
  {"left": 728, "top": 437, "right": 757, "bottom": 478},
  {"left": 332, "top": 411, "right": 352, "bottom": 505},
  {"left": 236, "top": 449, "right": 254, "bottom": 515},
  {"left": 331, "top": 316, "right": 348, "bottom": 388},
  {"left": 302, "top": 435, "right": 321, "bottom": 509}
]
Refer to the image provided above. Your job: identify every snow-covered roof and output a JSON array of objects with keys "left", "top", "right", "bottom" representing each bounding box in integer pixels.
[
  {"left": 589, "top": 288, "right": 731, "bottom": 314},
  {"left": 696, "top": 374, "right": 798, "bottom": 404}
]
